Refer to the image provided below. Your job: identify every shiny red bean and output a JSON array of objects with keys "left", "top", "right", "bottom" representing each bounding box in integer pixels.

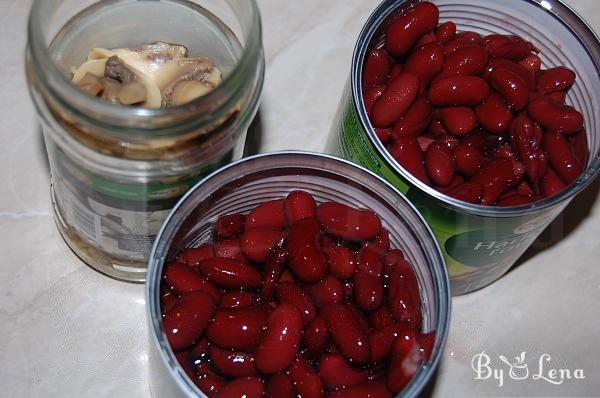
[
  {"left": 195, "top": 372, "right": 227, "bottom": 397},
  {"left": 161, "top": 288, "right": 179, "bottom": 315},
  {"left": 304, "top": 276, "right": 344, "bottom": 308},
  {"left": 364, "top": 85, "right": 386, "bottom": 116},
  {"left": 276, "top": 281, "right": 317, "bottom": 326},
  {"left": 414, "top": 31, "right": 437, "bottom": 48},
  {"left": 388, "top": 63, "right": 404, "bottom": 82},
  {"left": 164, "top": 262, "right": 222, "bottom": 302},
  {"left": 328, "top": 380, "right": 393, "bottom": 398},
  {"left": 425, "top": 141, "right": 456, "bottom": 187},
  {"left": 372, "top": 73, "right": 420, "bottom": 127},
  {"left": 304, "top": 316, "right": 329, "bottom": 356},
  {"left": 256, "top": 304, "right": 303, "bottom": 374},
  {"left": 240, "top": 228, "right": 286, "bottom": 263},
  {"left": 483, "top": 34, "right": 536, "bottom": 60},
  {"left": 447, "top": 181, "right": 483, "bottom": 203},
  {"left": 387, "top": 352, "right": 421, "bottom": 393},
  {"left": 261, "top": 245, "right": 288, "bottom": 301},
  {"left": 490, "top": 68, "right": 529, "bottom": 110},
  {"left": 439, "top": 107, "right": 476, "bottom": 137},
  {"left": 245, "top": 199, "right": 286, "bottom": 230},
  {"left": 370, "top": 306, "right": 396, "bottom": 331},
  {"left": 385, "top": 1, "right": 439, "bottom": 56},
  {"left": 287, "top": 218, "right": 327, "bottom": 282},
  {"left": 436, "top": 21, "right": 456, "bottom": 44},
  {"left": 485, "top": 59, "right": 536, "bottom": 91},
  {"left": 178, "top": 245, "right": 214, "bottom": 268},
  {"left": 284, "top": 190, "right": 317, "bottom": 225},
  {"left": 455, "top": 31, "right": 483, "bottom": 44},
  {"left": 548, "top": 91, "right": 567, "bottom": 104},
  {"left": 364, "top": 49, "right": 391, "bottom": 88},
  {"left": 509, "top": 116, "right": 544, "bottom": 182},
  {"left": 389, "top": 135, "right": 430, "bottom": 185},
  {"left": 210, "top": 346, "right": 259, "bottom": 378},
  {"left": 266, "top": 375, "right": 295, "bottom": 398},
  {"left": 541, "top": 167, "right": 567, "bottom": 197},
  {"left": 324, "top": 302, "right": 371, "bottom": 363},
  {"left": 214, "top": 214, "right": 246, "bottom": 241},
  {"left": 316, "top": 202, "right": 382, "bottom": 242},
  {"left": 375, "top": 128, "right": 392, "bottom": 144},
  {"left": 319, "top": 354, "right": 369, "bottom": 389},
  {"left": 528, "top": 97, "right": 584, "bottom": 135},
  {"left": 288, "top": 357, "right": 325, "bottom": 398},
  {"left": 214, "top": 238, "right": 247, "bottom": 262},
  {"left": 357, "top": 243, "right": 384, "bottom": 276},
  {"left": 497, "top": 194, "right": 534, "bottom": 206},
  {"left": 163, "top": 292, "right": 216, "bottom": 351},
  {"left": 471, "top": 158, "right": 520, "bottom": 205},
  {"left": 388, "top": 258, "right": 422, "bottom": 328},
  {"left": 571, "top": 129, "right": 589, "bottom": 168},
  {"left": 391, "top": 96, "right": 433, "bottom": 138},
  {"left": 214, "top": 377, "right": 264, "bottom": 398},
  {"left": 370, "top": 324, "right": 405, "bottom": 363},
  {"left": 439, "top": 45, "right": 488, "bottom": 78},
  {"left": 206, "top": 307, "right": 267, "bottom": 351},
  {"left": 354, "top": 271, "right": 384, "bottom": 312},
  {"left": 326, "top": 245, "right": 357, "bottom": 279},
  {"left": 404, "top": 42, "right": 445, "bottom": 89},
  {"left": 454, "top": 141, "right": 483, "bottom": 177},
  {"left": 542, "top": 132, "right": 584, "bottom": 184},
  {"left": 475, "top": 92, "right": 512, "bottom": 134},
  {"left": 443, "top": 39, "right": 479, "bottom": 56},
  {"left": 519, "top": 53, "right": 541, "bottom": 74},
  {"left": 537, "top": 67, "right": 576, "bottom": 94},
  {"left": 198, "top": 257, "right": 262, "bottom": 289},
  {"left": 429, "top": 76, "right": 489, "bottom": 106}
]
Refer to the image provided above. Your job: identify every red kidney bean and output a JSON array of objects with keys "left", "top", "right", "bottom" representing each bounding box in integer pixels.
[
  {"left": 389, "top": 135, "right": 431, "bottom": 185},
  {"left": 519, "top": 53, "right": 541, "bottom": 74},
  {"left": 214, "top": 377, "right": 264, "bottom": 398},
  {"left": 425, "top": 141, "right": 456, "bottom": 187},
  {"left": 287, "top": 218, "right": 327, "bottom": 282},
  {"left": 190, "top": 337, "right": 210, "bottom": 362},
  {"left": 343, "top": 280, "right": 355, "bottom": 298},
  {"left": 255, "top": 304, "right": 303, "bottom": 374},
  {"left": 316, "top": 202, "right": 382, "bottom": 242},
  {"left": 304, "top": 275, "right": 344, "bottom": 308},
  {"left": 548, "top": 90, "right": 567, "bottom": 104},
  {"left": 456, "top": 31, "right": 483, "bottom": 44},
  {"left": 214, "top": 238, "right": 246, "bottom": 262},
  {"left": 542, "top": 132, "right": 584, "bottom": 184},
  {"left": 436, "top": 21, "right": 456, "bottom": 44},
  {"left": 447, "top": 181, "right": 483, "bottom": 203},
  {"left": 537, "top": 67, "right": 576, "bottom": 94},
  {"left": 276, "top": 281, "right": 317, "bottom": 326},
  {"left": 388, "top": 63, "right": 404, "bottom": 82},
  {"left": 163, "top": 292, "right": 216, "bottom": 351},
  {"left": 391, "top": 96, "right": 432, "bottom": 138},
  {"left": 266, "top": 375, "right": 295, "bottom": 398},
  {"left": 373, "top": 228, "right": 391, "bottom": 251},
  {"left": 206, "top": 306, "right": 267, "bottom": 351},
  {"left": 571, "top": 129, "right": 589, "bottom": 168},
  {"left": 470, "top": 158, "right": 520, "bottom": 205},
  {"left": 214, "top": 214, "right": 246, "bottom": 241},
  {"left": 388, "top": 258, "right": 422, "bottom": 328},
  {"left": 164, "top": 262, "right": 222, "bottom": 302},
  {"left": 372, "top": 73, "right": 420, "bottom": 127},
  {"left": 385, "top": 2, "right": 439, "bottom": 56},
  {"left": 220, "top": 291, "right": 257, "bottom": 309},
  {"left": 475, "top": 92, "right": 512, "bottom": 134},
  {"left": 490, "top": 68, "right": 529, "bottom": 110},
  {"left": 370, "top": 306, "right": 396, "bottom": 331},
  {"left": 485, "top": 59, "right": 536, "bottom": 91},
  {"left": 357, "top": 243, "right": 384, "bottom": 276},
  {"left": 364, "top": 49, "right": 391, "bottom": 88},
  {"left": 261, "top": 245, "right": 287, "bottom": 301},
  {"left": 497, "top": 194, "right": 534, "bottom": 206},
  {"left": 161, "top": 288, "right": 179, "bottom": 315},
  {"left": 177, "top": 245, "right": 214, "bottom": 268},
  {"left": 454, "top": 141, "right": 483, "bottom": 177},
  {"left": 304, "top": 316, "right": 329, "bottom": 357},
  {"left": 483, "top": 34, "right": 536, "bottom": 60},
  {"left": 195, "top": 371, "right": 227, "bottom": 397},
  {"left": 175, "top": 351, "right": 196, "bottom": 381},
  {"left": 319, "top": 354, "right": 369, "bottom": 390},
  {"left": 383, "top": 249, "right": 405, "bottom": 280},
  {"left": 370, "top": 324, "right": 405, "bottom": 363},
  {"left": 429, "top": 76, "right": 489, "bottom": 106},
  {"left": 324, "top": 302, "right": 371, "bottom": 363},
  {"left": 415, "top": 31, "right": 437, "bottom": 48},
  {"left": 364, "top": 85, "right": 385, "bottom": 116},
  {"left": 284, "top": 191, "right": 317, "bottom": 225},
  {"left": 210, "top": 346, "right": 258, "bottom": 378},
  {"left": 324, "top": 245, "right": 357, "bottom": 279},
  {"left": 354, "top": 271, "right": 384, "bottom": 312},
  {"left": 404, "top": 42, "right": 445, "bottom": 89},
  {"left": 328, "top": 380, "right": 393, "bottom": 398},
  {"left": 375, "top": 128, "right": 392, "bottom": 145},
  {"left": 198, "top": 257, "right": 262, "bottom": 289},
  {"left": 439, "top": 107, "right": 476, "bottom": 137},
  {"left": 289, "top": 356, "right": 325, "bottom": 398},
  {"left": 509, "top": 116, "right": 544, "bottom": 182},
  {"left": 245, "top": 199, "right": 286, "bottom": 230},
  {"left": 439, "top": 45, "right": 488, "bottom": 78},
  {"left": 387, "top": 352, "right": 421, "bottom": 393},
  {"left": 240, "top": 228, "right": 286, "bottom": 263},
  {"left": 442, "top": 39, "right": 479, "bottom": 56},
  {"left": 527, "top": 97, "right": 584, "bottom": 135},
  {"left": 541, "top": 167, "right": 567, "bottom": 197}
]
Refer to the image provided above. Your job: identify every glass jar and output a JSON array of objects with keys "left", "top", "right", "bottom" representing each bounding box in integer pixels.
[
  {"left": 146, "top": 152, "right": 451, "bottom": 397},
  {"left": 26, "top": 0, "right": 265, "bottom": 282}
]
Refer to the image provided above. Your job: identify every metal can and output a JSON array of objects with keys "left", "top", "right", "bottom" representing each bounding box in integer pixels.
[
  {"left": 329, "top": 0, "right": 600, "bottom": 294},
  {"left": 146, "top": 152, "right": 451, "bottom": 397}
]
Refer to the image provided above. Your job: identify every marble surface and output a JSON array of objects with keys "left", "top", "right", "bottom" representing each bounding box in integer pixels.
[{"left": 1, "top": 0, "right": 600, "bottom": 396}]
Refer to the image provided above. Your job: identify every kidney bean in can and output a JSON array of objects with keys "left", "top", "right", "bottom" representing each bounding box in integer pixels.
[{"left": 329, "top": 0, "right": 600, "bottom": 294}]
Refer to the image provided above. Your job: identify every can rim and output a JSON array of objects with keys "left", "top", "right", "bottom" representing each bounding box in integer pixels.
[
  {"left": 352, "top": 0, "right": 600, "bottom": 218},
  {"left": 146, "top": 151, "right": 452, "bottom": 398}
]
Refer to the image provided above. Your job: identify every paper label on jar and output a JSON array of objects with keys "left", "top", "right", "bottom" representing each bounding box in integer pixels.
[{"left": 333, "top": 84, "right": 567, "bottom": 293}]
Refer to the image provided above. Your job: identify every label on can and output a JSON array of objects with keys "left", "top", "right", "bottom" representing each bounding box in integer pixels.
[{"left": 333, "top": 85, "right": 567, "bottom": 294}]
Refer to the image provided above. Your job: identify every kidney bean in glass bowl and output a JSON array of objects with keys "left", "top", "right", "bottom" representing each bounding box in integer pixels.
[
  {"left": 363, "top": 0, "right": 594, "bottom": 207},
  {"left": 146, "top": 152, "right": 450, "bottom": 398}
]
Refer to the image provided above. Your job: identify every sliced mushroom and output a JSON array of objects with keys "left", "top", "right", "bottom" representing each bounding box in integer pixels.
[
  {"left": 77, "top": 72, "right": 104, "bottom": 96},
  {"left": 72, "top": 58, "right": 108, "bottom": 83},
  {"left": 118, "top": 81, "right": 147, "bottom": 105},
  {"left": 105, "top": 56, "right": 136, "bottom": 84},
  {"left": 101, "top": 78, "right": 122, "bottom": 103},
  {"left": 170, "top": 80, "right": 214, "bottom": 106},
  {"left": 135, "top": 41, "right": 188, "bottom": 63}
]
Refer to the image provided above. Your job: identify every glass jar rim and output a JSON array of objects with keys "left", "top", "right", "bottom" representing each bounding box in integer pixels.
[
  {"left": 27, "top": 0, "right": 263, "bottom": 134},
  {"left": 353, "top": 0, "right": 600, "bottom": 217}
]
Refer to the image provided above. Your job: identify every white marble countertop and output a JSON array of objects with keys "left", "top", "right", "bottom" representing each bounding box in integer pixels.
[{"left": 2, "top": 0, "right": 600, "bottom": 396}]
